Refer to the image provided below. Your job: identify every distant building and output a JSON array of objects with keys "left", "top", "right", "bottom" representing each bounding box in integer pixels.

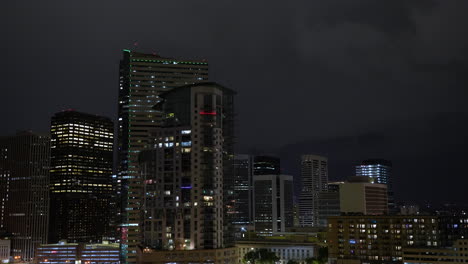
[
  {"left": 0, "top": 132, "right": 50, "bottom": 261},
  {"left": 403, "top": 239, "right": 468, "bottom": 264},
  {"left": 48, "top": 110, "right": 114, "bottom": 243},
  {"left": 253, "top": 174, "right": 294, "bottom": 235},
  {"left": 236, "top": 240, "right": 315, "bottom": 264},
  {"left": 327, "top": 215, "right": 468, "bottom": 264},
  {"left": 339, "top": 176, "right": 388, "bottom": 215},
  {"left": 317, "top": 182, "right": 343, "bottom": 227},
  {"left": 356, "top": 159, "right": 394, "bottom": 211},
  {"left": 253, "top": 156, "right": 280, "bottom": 175},
  {"left": 299, "top": 155, "right": 328, "bottom": 227},
  {"left": 232, "top": 155, "right": 282, "bottom": 238},
  {"left": 232, "top": 155, "right": 253, "bottom": 239},
  {"left": 399, "top": 203, "right": 420, "bottom": 215},
  {"left": 35, "top": 241, "right": 120, "bottom": 264},
  {"left": 117, "top": 50, "right": 209, "bottom": 263}
]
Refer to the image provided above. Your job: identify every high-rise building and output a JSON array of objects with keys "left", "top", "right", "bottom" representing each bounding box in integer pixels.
[
  {"left": 117, "top": 50, "right": 209, "bottom": 263},
  {"left": 356, "top": 159, "right": 394, "bottom": 211},
  {"left": 317, "top": 182, "right": 343, "bottom": 227},
  {"left": 253, "top": 174, "right": 294, "bottom": 235},
  {"left": 339, "top": 176, "right": 388, "bottom": 215},
  {"left": 0, "top": 132, "right": 50, "bottom": 261},
  {"left": 232, "top": 155, "right": 282, "bottom": 238},
  {"left": 137, "top": 82, "right": 237, "bottom": 262},
  {"left": 299, "top": 155, "right": 328, "bottom": 227},
  {"left": 48, "top": 110, "right": 114, "bottom": 244},
  {"left": 232, "top": 155, "right": 253, "bottom": 238}
]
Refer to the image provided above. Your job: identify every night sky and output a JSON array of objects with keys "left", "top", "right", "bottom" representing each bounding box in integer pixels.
[{"left": 2, "top": 1, "right": 468, "bottom": 203}]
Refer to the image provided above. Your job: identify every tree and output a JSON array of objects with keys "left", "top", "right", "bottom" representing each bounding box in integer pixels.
[
  {"left": 304, "top": 247, "right": 328, "bottom": 264},
  {"left": 243, "top": 248, "right": 280, "bottom": 264},
  {"left": 287, "top": 260, "right": 299, "bottom": 264}
]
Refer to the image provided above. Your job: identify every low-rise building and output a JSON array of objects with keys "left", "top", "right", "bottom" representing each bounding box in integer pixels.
[
  {"left": 327, "top": 215, "right": 468, "bottom": 264},
  {"left": 403, "top": 239, "right": 468, "bottom": 264},
  {"left": 137, "top": 247, "right": 237, "bottom": 264},
  {"left": 236, "top": 240, "right": 315, "bottom": 264},
  {"left": 35, "top": 241, "right": 119, "bottom": 264}
]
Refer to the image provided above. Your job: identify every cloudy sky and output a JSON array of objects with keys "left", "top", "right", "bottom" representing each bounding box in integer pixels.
[{"left": 2, "top": 0, "right": 467, "bottom": 203}]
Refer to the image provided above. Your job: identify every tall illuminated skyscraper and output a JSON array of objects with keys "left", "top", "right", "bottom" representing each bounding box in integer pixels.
[
  {"left": 299, "top": 155, "right": 328, "bottom": 227},
  {"left": 355, "top": 159, "right": 394, "bottom": 211},
  {"left": 137, "top": 82, "right": 236, "bottom": 262},
  {"left": 0, "top": 132, "right": 50, "bottom": 261},
  {"left": 117, "top": 50, "right": 209, "bottom": 263},
  {"left": 48, "top": 110, "right": 114, "bottom": 243}
]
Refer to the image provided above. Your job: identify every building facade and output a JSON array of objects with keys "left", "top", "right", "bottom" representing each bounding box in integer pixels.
[
  {"left": 48, "top": 110, "right": 114, "bottom": 243},
  {"left": 299, "top": 155, "right": 328, "bottom": 227},
  {"left": 339, "top": 177, "right": 388, "bottom": 215},
  {"left": 138, "top": 82, "right": 235, "bottom": 255},
  {"left": 117, "top": 50, "right": 209, "bottom": 263},
  {"left": 253, "top": 174, "right": 294, "bottom": 235},
  {"left": 403, "top": 239, "right": 468, "bottom": 264},
  {"left": 232, "top": 155, "right": 253, "bottom": 239},
  {"left": 35, "top": 241, "right": 120, "bottom": 264},
  {"left": 236, "top": 240, "right": 315, "bottom": 264},
  {"left": 355, "top": 159, "right": 394, "bottom": 211},
  {"left": 231, "top": 155, "right": 282, "bottom": 239},
  {"left": 0, "top": 132, "right": 50, "bottom": 261},
  {"left": 317, "top": 182, "right": 343, "bottom": 227},
  {"left": 327, "top": 215, "right": 468, "bottom": 264}
]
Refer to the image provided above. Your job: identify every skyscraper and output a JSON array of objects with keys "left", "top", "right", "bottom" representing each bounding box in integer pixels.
[
  {"left": 355, "top": 159, "right": 394, "bottom": 211},
  {"left": 232, "top": 155, "right": 282, "bottom": 238},
  {"left": 117, "top": 50, "right": 209, "bottom": 263},
  {"left": 137, "top": 82, "right": 236, "bottom": 262},
  {"left": 0, "top": 132, "right": 50, "bottom": 261},
  {"left": 48, "top": 110, "right": 114, "bottom": 243},
  {"left": 253, "top": 174, "right": 294, "bottom": 235},
  {"left": 299, "top": 155, "right": 328, "bottom": 227},
  {"left": 232, "top": 155, "right": 252, "bottom": 238}
]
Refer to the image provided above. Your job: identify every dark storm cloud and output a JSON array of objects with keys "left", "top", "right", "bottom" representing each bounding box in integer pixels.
[{"left": 2, "top": 0, "right": 467, "bottom": 201}]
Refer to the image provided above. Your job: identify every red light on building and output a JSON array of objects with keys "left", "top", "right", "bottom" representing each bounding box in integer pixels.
[{"left": 200, "top": 111, "right": 216, "bottom": 115}]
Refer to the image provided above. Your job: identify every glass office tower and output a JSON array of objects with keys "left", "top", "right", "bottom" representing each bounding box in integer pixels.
[{"left": 48, "top": 110, "right": 114, "bottom": 244}]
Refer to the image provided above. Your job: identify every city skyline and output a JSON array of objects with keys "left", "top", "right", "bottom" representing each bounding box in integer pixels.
[{"left": 1, "top": 0, "right": 467, "bottom": 218}]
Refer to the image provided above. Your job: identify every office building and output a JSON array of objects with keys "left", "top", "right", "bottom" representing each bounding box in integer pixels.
[
  {"left": 232, "top": 155, "right": 253, "bottom": 238},
  {"left": 35, "top": 241, "right": 120, "bottom": 264},
  {"left": 117, "top": 50, "right": 209, "bottom": 263},
  {"left": 299, "top": 155, "right": 328, "bottom": 227},
  {"left": 403, "top": 239, "right": 468, "bottom": 264},
  {"left": 0, "top": 132, "right": 50, "bottom": 261},
  {"left": 253, "top": 174, "right": 294, "bottom": 235},
  {"left": 49, "top": 110, "right": 114, "bottom": 243},
  {"left": 137, "top": 82, "right": 237, "bottom": 263},
  {"left": 356, "top": 159, "right": 394, "bottom": 211},
  {"left": 231, "top": 155, "right": 282, "bottom": 238},
  {"left": 327, "top": 215, "right": 468, "bottom": 264},
  {"left": 339, "top": 176, "right": 388, "bottom": 215},
  {"left": 317, "top": 182, "right": 343, "bottom": 227}
]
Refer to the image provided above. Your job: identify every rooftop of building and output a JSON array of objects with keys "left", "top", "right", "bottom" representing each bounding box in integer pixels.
[{"left": 123, "top": 49, "right": 208, "bottom": 64}]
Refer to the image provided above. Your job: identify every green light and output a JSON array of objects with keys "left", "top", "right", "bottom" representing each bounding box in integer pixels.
[{"left": 123, "top": 49, "right": 131, "bottom": 53}]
